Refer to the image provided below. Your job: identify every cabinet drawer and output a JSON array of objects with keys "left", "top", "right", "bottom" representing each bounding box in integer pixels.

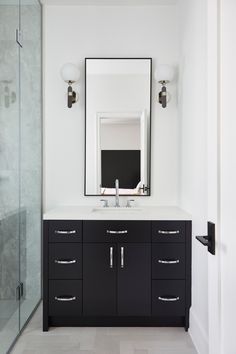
[
  {"left": 83, "top": 221, "right": 151, "bottom": 243},
  {"left": 48, "top": 220, "right": 82, "bottom": 243},
  {"left": 152, "top": 221, "right": 185, "bottom": 243},
  {"left": 49, "top": 280, "right": 82, "bottom": 316},
  {"left": 152, "top": 244, "right": 185, "bottom": 279},
  {"left": 152, "top": 280, "right": 185, "bottom": 316},
  {"left": 49, "top": 243, "right": 82, "bottom": 279}
]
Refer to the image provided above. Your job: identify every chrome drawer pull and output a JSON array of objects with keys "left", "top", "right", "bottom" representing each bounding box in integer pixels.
[
  {"left": 158, "top": 259, "right": 180, "bottom": 264},
  {"left": 121, "top": 247, "right": 124, "bottom": 268},
  {"left": 55, "top": 296, "right": 76, "bottom": 302},
  {"left": 107, "top": 230, "right": 128, "bottom": 234},
  {"left": 110, "top": 247, "right": 113, "bottom": 268},
  {"left": 55, "top": 230, "right": 76, "bottom": 235},
  {"left": 158, "top": 230, "right": 180, "bottom": 235},
  {"left": 158, "top": 296, "right": 180, "bottom": 302},
  {"left": 54, "top": 259, "right": 77, "bottom": 264}
]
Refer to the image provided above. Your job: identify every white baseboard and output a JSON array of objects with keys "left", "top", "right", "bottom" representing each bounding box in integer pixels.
[{"left": 189, "top": 309, "right": 209, "bottom": 354}]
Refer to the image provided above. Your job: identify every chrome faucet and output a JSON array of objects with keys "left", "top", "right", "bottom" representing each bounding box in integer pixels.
[{"left": 115, "top": 179, "right": 120, "bottom": 207}]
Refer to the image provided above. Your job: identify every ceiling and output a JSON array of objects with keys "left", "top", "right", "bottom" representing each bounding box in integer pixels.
[{"left": 40, "top": 0, "right": 178, "bottom": 6}]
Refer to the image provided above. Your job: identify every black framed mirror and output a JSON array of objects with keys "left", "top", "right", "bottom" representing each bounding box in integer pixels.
[{"left": 85, "top": 58, "right": 152, "bottom": 196}]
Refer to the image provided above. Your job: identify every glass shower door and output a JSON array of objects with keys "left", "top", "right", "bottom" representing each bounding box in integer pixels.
[
  {"left": 19, "top": 0, "right": 42, "bottom": 329},
  {"left": 0, "top": 1, "right": 20, "bottom": 353},
  {"left": 0, "top": 0, "right": 42, "bottom": 352}
]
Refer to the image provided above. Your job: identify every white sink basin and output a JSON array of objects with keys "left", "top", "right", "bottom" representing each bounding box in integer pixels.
[{"left": 92, "top": 207, "right": 142, "bottom": 213}]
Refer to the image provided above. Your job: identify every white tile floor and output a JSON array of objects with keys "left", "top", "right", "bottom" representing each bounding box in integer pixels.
[{"left": 10, "top": 304, "right": 197, "bottom": 354}]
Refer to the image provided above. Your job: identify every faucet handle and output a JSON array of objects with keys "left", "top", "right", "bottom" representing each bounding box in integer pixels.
[
  {"left": 100, "top": 199, "right": 109, "bottom": 208},
  {"left": 126, "top": 199, "right": 135, "bottom": 208}
]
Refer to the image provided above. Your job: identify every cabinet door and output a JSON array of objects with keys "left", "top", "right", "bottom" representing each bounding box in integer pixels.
[
  {"left": 83, "top": 243, "right": 116, "bottom": 316},
  {"left": 118, "top": 243, "right": 151, "bottom": 316}
]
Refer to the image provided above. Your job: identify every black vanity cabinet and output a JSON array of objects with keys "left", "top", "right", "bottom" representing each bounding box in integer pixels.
[
  {"left": 83, "top": 221, "right": 151, "bottom": 317},
  {"left": 43, "top": 219, "right": 191, "bottom": 331}
]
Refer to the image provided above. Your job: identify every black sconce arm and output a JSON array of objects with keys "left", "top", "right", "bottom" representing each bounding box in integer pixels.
[
  {"left": 67, "top": 85, "right": 76, "bottom": 108},
  {"left": 159, "top": 85, "right": 167, "bottom": 108}
]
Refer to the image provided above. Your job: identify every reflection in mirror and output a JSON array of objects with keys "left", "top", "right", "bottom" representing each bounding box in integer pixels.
[{"left": 85, "top": 58, "right": 152, "bottom": 196}]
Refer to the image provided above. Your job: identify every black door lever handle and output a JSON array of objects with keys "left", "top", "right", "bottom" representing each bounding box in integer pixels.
[
  {"left": 196, "top": 235, "right": 209, "bottom": 246},
  {"left": 196, "top": 222, "right": 215, "bottom": 255}
]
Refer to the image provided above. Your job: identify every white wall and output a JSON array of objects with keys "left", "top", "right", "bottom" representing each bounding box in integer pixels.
[
  {"left": 43, "top": 3, "right": 236, "bottom": 354},
  {"left": 220, "top": 0, "right": 236, "bottom": 352},
  {"left": 43, "top": 4, "right": 179, "bottom": 210},
  {"left": 178, "top": 0, "right": 208, "bottom": 353}
]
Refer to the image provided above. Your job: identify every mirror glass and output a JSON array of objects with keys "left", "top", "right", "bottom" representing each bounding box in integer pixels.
[{"left": 85, "top": 58, "right": 152, "bottom": 196}]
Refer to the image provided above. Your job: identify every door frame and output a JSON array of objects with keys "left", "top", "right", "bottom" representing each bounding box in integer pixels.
[
  {"left": 96, "top": 111, "right": 143, "bottom": 193},
  {"left": 207, "top": 0, "right": 222, "bottom": 353}
]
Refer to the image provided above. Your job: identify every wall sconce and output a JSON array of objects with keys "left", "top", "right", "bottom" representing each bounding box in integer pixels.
[
  {"left": 154, "top": 65, "right": 175, "bottom": 108},
  {"left": 60, "top": 63, "right": 80, "bottom": 108}
]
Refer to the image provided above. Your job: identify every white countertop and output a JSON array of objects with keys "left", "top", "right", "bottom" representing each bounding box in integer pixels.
[{"left": 43, "top": 206, "right": 192, "bottom": 221}]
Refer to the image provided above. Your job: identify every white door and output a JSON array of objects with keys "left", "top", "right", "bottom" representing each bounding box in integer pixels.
[
  {"left": 206, "top": 0, "right": 221, "bottom": 352},
  {"left": 140, "top": 109, "right": 147, "bottom": 189},
  {"left": 216, "top": 0, "right": 236, "bottom": 353}
]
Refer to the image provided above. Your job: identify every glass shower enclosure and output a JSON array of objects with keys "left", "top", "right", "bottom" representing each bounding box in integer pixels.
[{"left": 0, "top": 1, "right": 42, "bottom": 353}]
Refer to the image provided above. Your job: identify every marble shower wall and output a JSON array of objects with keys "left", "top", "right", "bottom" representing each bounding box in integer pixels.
[
  {"left": 0, "top": 3, "right": 20, "bottom": 218},
  {"left": 0, "top": 3, "right": 21, "bottom": 303},
  {"left": 0, "top": 211, "right": 26, "bottom": 301}
]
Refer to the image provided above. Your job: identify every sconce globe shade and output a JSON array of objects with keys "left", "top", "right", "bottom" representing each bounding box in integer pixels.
[
  {"left": 60, "top": 63, "right": 80, "bottom": 84},
  {"left": 154, "top": 64, "right": 175, "bottom": 83}
]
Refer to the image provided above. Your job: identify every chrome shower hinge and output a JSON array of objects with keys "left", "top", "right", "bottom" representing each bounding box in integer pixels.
[{"left": 16, "top": 28, "right": 23, "bottom": 47}]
